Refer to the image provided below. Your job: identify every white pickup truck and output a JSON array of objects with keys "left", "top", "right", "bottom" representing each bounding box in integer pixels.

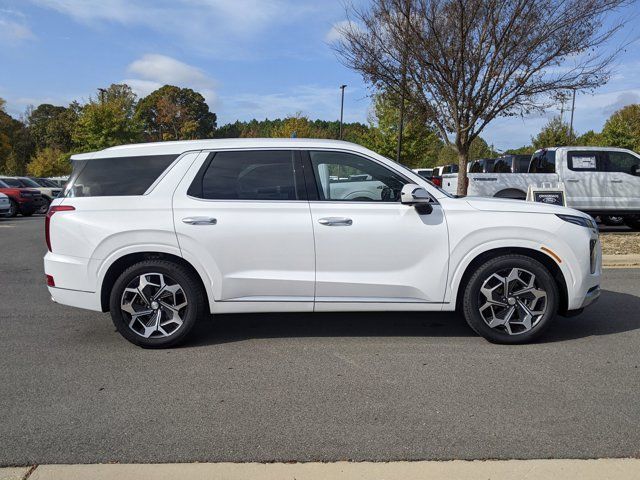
[{"left": 442, "top": 146, "right": 640, "bottom": 227}]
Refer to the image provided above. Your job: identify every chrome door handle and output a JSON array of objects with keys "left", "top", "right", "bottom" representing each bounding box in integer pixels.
[
  {"left": 610, "top": 179, "right": 623, "bottom": 183},
  {"left": 318, "top": 217, "right": 353, "bottom": 226},
  {"left": 182, "top": 216, "right": 217, "bottom": 225}
]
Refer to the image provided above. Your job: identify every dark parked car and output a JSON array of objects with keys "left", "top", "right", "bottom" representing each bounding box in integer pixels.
[{"left": 0, "top": 179, "right": 43, "bottom": 217}]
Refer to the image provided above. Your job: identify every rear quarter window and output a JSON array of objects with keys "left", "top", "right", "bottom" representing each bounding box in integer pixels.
[
  {"left": 530, "top": 150, "right": 556, "bottom": 173},
  {"left": 65, "top": 155, "right": 178, "bottom": 197}
]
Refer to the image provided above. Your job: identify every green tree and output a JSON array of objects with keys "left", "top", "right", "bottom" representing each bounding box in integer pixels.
[
  {"left": 504, "top": 145, "right": 536, "bottom": 155},
  {"left": 27, "top": 104, "right": 76, "bottom": 151},
  {"left": 26, "top": 147, "right": 72, "bottom": 177},
  {"left": 576, "top": 130, "right": 603, "bottom": 147},
  {"left": 271, "top": 113, "right": 330, "bottom": 139},
  {"left": 600, "top": 104, "right": 640, "bottom": 151},
  {"left": 73, "top": 84, "right": 142, "bottom": 150},
  {"left": 437, "top": 137, "right": 494, "bottom": 164},
  {"left": 532, "top": 116, "right": 574, "bottom": 149},
  {"left": 136, "top": 85, "right": 217, "bottom": 141},
  {"left": 363, "top": 93, "right": 443, "bottom": 168},
  {"left": 0, "top": 98, "right": 33, "bottom": 174}
]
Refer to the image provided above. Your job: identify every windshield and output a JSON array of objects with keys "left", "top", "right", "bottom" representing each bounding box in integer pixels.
[
  {"left": 39, "top": 178, "right": 60, "bottom": 188},
  {"left": 0, "top": 180, "right": 8, "bottom": 188},
  {"left": 19, "top": 177, "right": 41, "bottom": 188},
  {"left": 0, "top": 178, "right": 23, "bottom": 187}
]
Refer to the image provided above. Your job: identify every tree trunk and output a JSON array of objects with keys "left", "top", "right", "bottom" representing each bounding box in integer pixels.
[{"left": 456, "top": 148, "right": 469, "bottom": 196}]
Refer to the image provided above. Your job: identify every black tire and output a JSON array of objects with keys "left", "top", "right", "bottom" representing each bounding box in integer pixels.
[
  {"left": 601, "top": 215, "right": 625, "bottom": 227},
  {"left": 21, "top": 209, "right": 34, "bottom": 217},
  {"left": 37, "top": 198, "right": 51, "bottom": 215},
  {"left": 7, "top": 199, "right": 18, "bottom": 217},
  {"left": 109, "top": 260, "right": 206, "bottom": 348},
  {"left": 462, "top": 254, "right": 558, "bottom": 344},
  {"left": 624, "top": 214, "right": 640, "bottom": 230}
]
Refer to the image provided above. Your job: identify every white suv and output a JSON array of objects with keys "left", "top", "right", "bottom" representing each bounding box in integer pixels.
[{"left": 44, "top": 139, "right": 601, "bottom": 347}]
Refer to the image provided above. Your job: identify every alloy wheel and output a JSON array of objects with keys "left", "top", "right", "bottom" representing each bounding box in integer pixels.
[
  {"left": 478, "top": 267, "right": 547, "bottom": 335},
  {"left": 120, "top": 272, "right": 188, "bottom": 339}
]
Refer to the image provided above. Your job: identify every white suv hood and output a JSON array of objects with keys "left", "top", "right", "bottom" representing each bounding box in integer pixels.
[{"left": 465, "top": 196, "right": 585, "bottom": 217}]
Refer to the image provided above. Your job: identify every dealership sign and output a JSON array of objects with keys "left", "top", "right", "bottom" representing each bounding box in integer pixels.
[{"left": 526, "top": 183, "right": 567, "bottom": 206}]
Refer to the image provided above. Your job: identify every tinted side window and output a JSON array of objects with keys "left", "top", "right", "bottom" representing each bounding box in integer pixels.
[
  {"left": 530, "top": 150, "right": 556, "bottom": 173},
  {"left": 65, "top": 155, "right": 177, "bottom": 197},
  {"left": 514, "top": 156, "right": 532, "bottom": 173},
  {"left": 309, "top": 151, "right": 407, "bottom": 202},
  {"left": 606, "top": 151, "right": 640, "bottom": 175},
  {"left": 493, "top": 159, "right": 511, "bottom": 173},
  {"left": 195, "top": 150, "right": 300, "bottom": 201}
]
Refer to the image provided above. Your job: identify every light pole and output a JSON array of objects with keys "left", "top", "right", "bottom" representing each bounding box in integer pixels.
[
  {"left": 569, "top": 89, "right": 576, "bottom": 142},
  {"left": 339, "top": 85, "right": 347, "bottom": 140}
]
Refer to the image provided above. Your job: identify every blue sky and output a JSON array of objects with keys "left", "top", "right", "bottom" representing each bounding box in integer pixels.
[{"left": 1, "top": 0, "right": 639, "bottom": 152}]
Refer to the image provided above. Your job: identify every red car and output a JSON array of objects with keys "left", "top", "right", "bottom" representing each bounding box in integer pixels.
[{"left": 0, "top": 179, "right": 43, "bottom": 217}]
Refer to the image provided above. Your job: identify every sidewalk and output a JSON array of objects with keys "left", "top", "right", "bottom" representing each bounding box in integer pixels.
[
  {"left": 3, "top": 459, "right": 640, "bottom": 480},
  {"left": 603, "top": 254, "right": 640, "bottom": 268}
]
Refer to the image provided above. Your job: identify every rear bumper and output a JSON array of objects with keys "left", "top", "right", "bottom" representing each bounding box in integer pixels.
[{"left": 48, "top": 286, "right": 102, "bottom": 312}]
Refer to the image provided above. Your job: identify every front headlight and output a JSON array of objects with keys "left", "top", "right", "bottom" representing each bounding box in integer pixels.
[{"left": 556, "top": 214, "right": 597, "bottom": 230}]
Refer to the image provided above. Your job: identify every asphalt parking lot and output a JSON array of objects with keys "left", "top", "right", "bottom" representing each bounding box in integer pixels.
[{"left": 1, "top": 216, "right": 639, "bottom": 466}]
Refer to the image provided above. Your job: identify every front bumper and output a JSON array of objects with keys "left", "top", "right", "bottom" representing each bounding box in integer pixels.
[{"left": 580, "top": 285, "right": 601, "bottom": 309}]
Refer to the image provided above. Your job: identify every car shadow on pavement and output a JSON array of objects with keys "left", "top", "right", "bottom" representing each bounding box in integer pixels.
[{"left": 184, "top": 289, "right": 640, "bottom": 347}]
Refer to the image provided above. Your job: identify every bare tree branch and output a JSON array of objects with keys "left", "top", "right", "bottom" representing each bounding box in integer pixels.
[{"left": 333, "top": 0, "right": 636, "bottom": 194}]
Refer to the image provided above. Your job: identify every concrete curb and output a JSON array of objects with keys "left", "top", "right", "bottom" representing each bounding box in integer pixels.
[
  {"left": 0, "top": 468, "right": 30, "bottom": 480},
  {"left": 2, "top": 459, "right": 639, "bottom": 480},
  {"left": 602, "top": 254, "right": 640, "bottom": 268}
]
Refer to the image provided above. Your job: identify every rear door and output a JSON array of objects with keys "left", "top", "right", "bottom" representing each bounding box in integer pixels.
[
  {"left": 173, "top": 150, "right": 315, "bottom": 306},
  {"left": 605, "top": 150, "right": 640, "bottom": 209},
  {"left": 562, "top": 150, "right": 611, "bottom": 210}
]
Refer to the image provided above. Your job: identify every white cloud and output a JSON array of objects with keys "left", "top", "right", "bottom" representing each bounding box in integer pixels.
[
  {"left": 0, "top": 10, "right": 35, "bottom": 45},
  {"left": 325, "top": 20, "right": 353, "bottom": 43},
  {"left": 26, "top": 0, "right": 319, "bottom": 56},
  {"left": 127, "top": 54, "right": 215, "bottom": 89},
  {"left": 123, "top": 54, "right": 218, "bottom": 107}
]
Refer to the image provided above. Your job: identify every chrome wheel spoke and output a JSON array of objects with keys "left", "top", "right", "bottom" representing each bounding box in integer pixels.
[
  {"left": 478, "top": 267, "right": 547, "bottom": 336},
  {"left": 120, "top": 272, "right": 188, "bottom": 339}
]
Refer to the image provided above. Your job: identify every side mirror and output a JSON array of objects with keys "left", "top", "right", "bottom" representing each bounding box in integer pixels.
[
  {"left": 400, "top": 184, "right": 433, "bottom": 214},
  {"left": 633, "top": 165, "right": 640, "bottom": 176}
]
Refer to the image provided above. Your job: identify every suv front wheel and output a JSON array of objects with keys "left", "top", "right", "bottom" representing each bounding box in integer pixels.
[
  {"left": 462, "top": 254, "right": 558, "bottom": 344},
  {"left": 109, "top": 260, "right": 206, "bottom": 348}
]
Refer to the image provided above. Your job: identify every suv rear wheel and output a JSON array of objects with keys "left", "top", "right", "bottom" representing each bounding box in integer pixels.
[
  {"left": 462, "top": 254, "right": 558, "bottom": 344},
  {"left": 109, "top": 260, "right": 206, "bottom": 348}
]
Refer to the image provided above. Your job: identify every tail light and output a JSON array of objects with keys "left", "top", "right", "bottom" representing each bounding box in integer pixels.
[
  {"left": 46, "top": 274, "right": 55, "bottom": 287},
  {"left": 45, "top": 205, "right": 75, "bottom": 252},
  {"left": 432, "top": 177, "right": 442, "bottom": 187}
]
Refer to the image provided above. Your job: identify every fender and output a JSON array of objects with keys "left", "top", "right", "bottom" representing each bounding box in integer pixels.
[
  {"left": 92, "top": 242, "right": 217, "bottom": 311},
  {"left": 445, "top": 234, "right": 576, "bottom": 307}
]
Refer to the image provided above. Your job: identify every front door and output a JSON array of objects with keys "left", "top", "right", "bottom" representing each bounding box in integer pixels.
[
  {"left": 173, "top": 150, "right": 315, "bottom": 306},
  {"left": 605, "top": 150, "right": 640, "bottom": 210},
  {"left": 563, "top": 150, "right": 611, "bottom": 210},
  {"left": 304, "top": 150, "right": 450, "bottom": 305}
]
